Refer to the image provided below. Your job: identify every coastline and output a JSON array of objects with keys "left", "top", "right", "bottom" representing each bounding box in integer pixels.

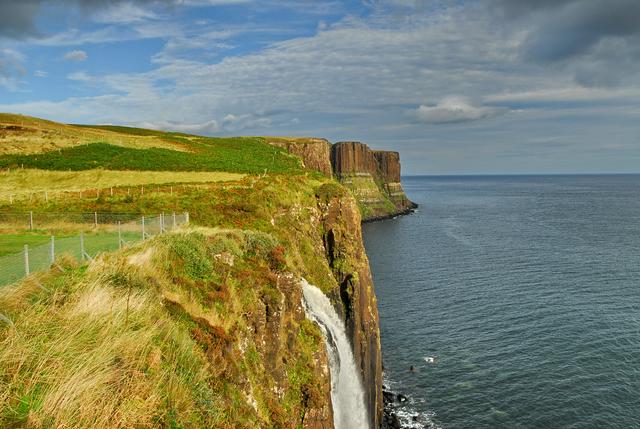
[{"left": 361, "top": 203, "right": 418, "bottom": 224}]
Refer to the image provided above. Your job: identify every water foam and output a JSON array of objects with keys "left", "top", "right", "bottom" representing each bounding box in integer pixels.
[{"left": 301, "top": 278, "right": 369, "bottom": 429}]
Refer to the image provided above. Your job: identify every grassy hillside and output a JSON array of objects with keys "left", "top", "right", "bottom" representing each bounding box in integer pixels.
[
  {"left": 0, "top": 113, "right": 190, "bottom": 154},
  {"left": 0, "top": 114, "right": 348, "bottom": 428},
  {"left": 0, "top": 113, "right": 303, "bottom": 175},
  {"left": 0, "top": 174, "right": 345, "bottom": 428}
]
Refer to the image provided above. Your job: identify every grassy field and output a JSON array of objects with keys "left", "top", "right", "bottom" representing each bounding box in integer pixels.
[
  {"left": 0, "top": 230, "right": 141, "bottom": 286},
  {"left": 0, "top": 169, "right": 244, "bottom": 199},
  {"left": 0, "top": 233, "right": 53, "bottom": 256},
  {"left": 0, "top": 140, "right": 302, "bottom": 174},
  {"left": 0, "top": 113, "right": 190, "bottom": 154}
]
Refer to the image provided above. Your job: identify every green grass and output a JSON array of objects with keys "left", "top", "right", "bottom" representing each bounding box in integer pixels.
[
  {"left": 0, "top": 138, "right": 303, "bottom": 175},
  {"left": 0, "top": 231, "right": 140, "bottom": 287},
  {"left": 0, "top": 169, "right": 244, "bottom": 199},
  {"left": 0, "top": 233, "right": 52, "bottom": 256}
]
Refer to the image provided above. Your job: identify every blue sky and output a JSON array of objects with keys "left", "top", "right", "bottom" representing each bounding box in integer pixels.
[{"left": 0, "top": 0, "right": 639, "bottom": 175}]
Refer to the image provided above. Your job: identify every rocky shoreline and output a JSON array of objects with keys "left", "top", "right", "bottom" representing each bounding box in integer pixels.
[
  {"left": 382, "top": 381, "right": 441, "bottom": 429},
  {"left": 361, "top": 202, "right": 418, "bottom": 224}
]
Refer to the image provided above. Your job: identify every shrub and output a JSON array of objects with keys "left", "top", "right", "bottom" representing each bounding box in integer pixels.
[{"left": 243, "top": 231, "right": 278, "bottom": 258}]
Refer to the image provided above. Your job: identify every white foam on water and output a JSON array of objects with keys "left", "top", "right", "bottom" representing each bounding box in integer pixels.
[
  {"left": 301, "top": 278, "right": 369, "bottom": 429},
  {"left": 384, "top": 375, "right": 442, "bottom": 429}
]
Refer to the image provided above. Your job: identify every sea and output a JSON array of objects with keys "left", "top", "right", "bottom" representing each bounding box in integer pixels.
[{"left": 362, "top": 175, "right": 640, "bottom": 429}]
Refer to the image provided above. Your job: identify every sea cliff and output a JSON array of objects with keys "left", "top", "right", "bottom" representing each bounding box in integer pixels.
[{"left": 267, "top": 137, "right": 416, "bottom": 221}]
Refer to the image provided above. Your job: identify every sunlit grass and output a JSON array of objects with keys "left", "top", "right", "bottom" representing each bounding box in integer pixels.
[
  {"left": 0, "top": 168, "right": 245, "bottom": 199},
  {"left": 0, "top": 113, "right": 191, "bottom": 154}
]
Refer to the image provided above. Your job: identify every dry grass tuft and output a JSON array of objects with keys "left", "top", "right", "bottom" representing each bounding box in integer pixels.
[{"left": 0, "top": 239, "right": 214, "bottom": 428}]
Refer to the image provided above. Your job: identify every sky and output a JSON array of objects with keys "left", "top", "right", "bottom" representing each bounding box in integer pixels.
[{"left": 0, "top": 0, "right": 638, "bottom": 175}]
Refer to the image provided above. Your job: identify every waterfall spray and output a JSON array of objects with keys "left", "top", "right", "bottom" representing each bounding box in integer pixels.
[{"left": 301, "top": 278, "right": 369, "bottom": 429}]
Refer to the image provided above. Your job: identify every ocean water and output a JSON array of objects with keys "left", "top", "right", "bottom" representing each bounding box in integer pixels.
[{"left": 363, "top": 175, "right": 640, "bottom": 429}]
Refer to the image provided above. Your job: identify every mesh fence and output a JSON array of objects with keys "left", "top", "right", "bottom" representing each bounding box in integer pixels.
[
  {"left": 0, "top": 212, "right": 145, "bottom": 231},
  {"left": 0, "top": 212, "right": 189, "bottom": 287}
]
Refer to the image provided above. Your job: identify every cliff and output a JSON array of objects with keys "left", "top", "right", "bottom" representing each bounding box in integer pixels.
[
  {"left": 267, "top": 137, "right": 416, "bottom": 221},
  {"left": 265, "top": 137, "right": 333, "bottom": 177},
  {"left": 316, "top": 183, "right": 383, "bottom": 428},
  {"left": 331, "top": 142, "right": 416, "bottom": 221}
]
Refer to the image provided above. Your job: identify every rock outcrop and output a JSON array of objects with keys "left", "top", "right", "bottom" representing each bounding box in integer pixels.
[
  {"left": 331, "top": 142, "right": 416, "bottom": 221},
  {"left": 266, "top": 137, "right": 333, "bottom": 177},
  {"left": 268, "top": 138, "right": 416, "bottom": 221}
]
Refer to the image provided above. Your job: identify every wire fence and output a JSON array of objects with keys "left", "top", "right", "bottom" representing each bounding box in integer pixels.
[
  {"left": 1, "top": 184, "right": 193, "bottom": 206},
  {"left": 0, "top": 212, "right": 189, "bottom": 287}
]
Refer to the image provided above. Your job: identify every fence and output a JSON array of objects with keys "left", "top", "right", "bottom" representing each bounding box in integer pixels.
[
  {"left": 1, "top": 184, "right": 200, "bottom": 206},
  {"left": 0, "top": 212, "right": 189, "bottom": 287}
]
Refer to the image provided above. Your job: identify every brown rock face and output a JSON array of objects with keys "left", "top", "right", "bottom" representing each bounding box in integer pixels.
[
  {"left": 266, "top": 137, "right": 333, "bottom": 176},
  {"left": 332, "top": 141, "right": 416, "bottom": 220},
  {"left": 373, "top": 151, "right": 401, "bottom": 183},
  {"left": 331, "top": 141, "right": 378, "bottom": 176},
  {"left": 317, "top": 191, "right": 384, "bottom": 429}
]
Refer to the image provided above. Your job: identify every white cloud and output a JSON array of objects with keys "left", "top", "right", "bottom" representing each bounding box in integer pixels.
[
  {"left": 93, "top": 3, "right": 158, "bottom": 24},
  {"left": 413, "top": 97, "right": 507, "bottom": 124},
  {"left": 0, "top": 48, "right": 27, "bottom": 89},
  {"left": 137, "top": 118, "right": 220, "bottom": 134},
  {"left": 486, "top": 87, "right": 640, "bottom": 103},
  {"left": 64, "top": 49, "right": 88, "bottom": 61},
  {"left": 34, "top": 70, "right": 48, "bottom": 77},
  {"left": 67, "top": 71, "right": 92, "bottom": 81}
]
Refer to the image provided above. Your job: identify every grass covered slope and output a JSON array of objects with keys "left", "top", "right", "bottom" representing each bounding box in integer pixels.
[
  {"left": 0, "top": 140, "right": 300, "bottom": 174},
  {"left": 0, "top": 113, "right": 190, "bottom": 154},
  {"left": 0, "top": 174, "right": 353, "bottom": 428},
  {"left": 0, "top": 228, "right": 329, "bottom": 428},
  {"left": 0, "top": 114, "right": 303, "bottom": 175}
]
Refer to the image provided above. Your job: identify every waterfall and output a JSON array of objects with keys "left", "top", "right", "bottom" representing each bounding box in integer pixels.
[{"left": 301, "top": 278, "right": 369, "bottom": 429}]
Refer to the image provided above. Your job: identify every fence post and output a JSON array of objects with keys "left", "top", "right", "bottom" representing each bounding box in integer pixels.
[
  {"left": 141, "top": 216, "right": 146, "bottom": 240},
  {"left": 50, "top": 236, "right": 55, "bottom": 265},
  {"left": 24, "top": 245, "right": 30, "bottom": 275},
  {"left": 170, "top": 186, "right": 173, "bottom": 196},
  {"left": 118, "top": 222, "right": 122, "bottom": 249},
  {"left": 110, "top": 187, "right": 113, "bottom": 196},
  {"left": 172, "top": 212, "right": 176, "bottom": 229},
  {"left": 45, "top": 191, "right": 48, "bottom": 202},
  {"left": 80, "top": 232, "right": 85, "bottom": 260},
  {"left": 185, "top": 212, "right": 189, "bottom": 224},
  {"left": 9, "top": 194, "right": 12, "bottom": 204},
  {"left": 29, "top": 211, "right": 33, "bottom": 230},
  {"left": 94, "top": 212, "right": 98, "bottom": 228}
]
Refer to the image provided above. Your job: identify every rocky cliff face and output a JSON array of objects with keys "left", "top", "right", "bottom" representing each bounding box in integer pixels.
[
  {"left": 266, "top": 137, "right": 333, "bottom": 177},
  {"left": 316, "top": 185, "right": 384, "bottom": 428},
  {"left": 268, "top": 138, "right": 416, "bottom": 221},
  {"left": 331, "top": 142, "right": 416, "bottom": 221}
]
